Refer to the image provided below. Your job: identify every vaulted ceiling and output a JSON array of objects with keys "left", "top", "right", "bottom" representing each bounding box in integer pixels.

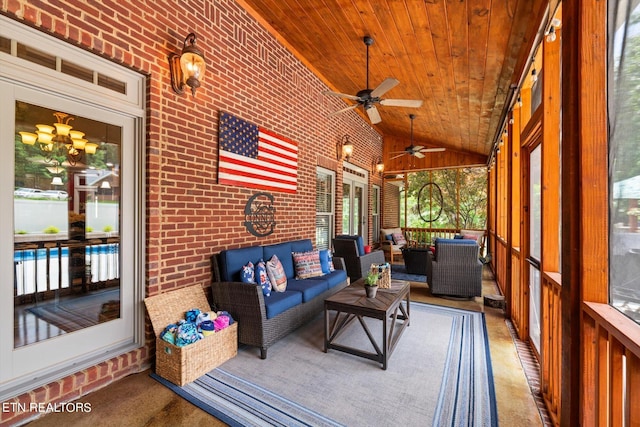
[{"left": 241, "top": 0, "right": 550, "bottom": 170}]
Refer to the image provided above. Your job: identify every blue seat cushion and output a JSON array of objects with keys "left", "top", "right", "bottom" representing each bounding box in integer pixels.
[
  {"left": 435, "top": 238, "right": 477, "bottom": 246},
  {"left": 311, "top": 270, "right": 347, "bottom": 289},
  {"left": 335, "top": 235, "right": 365, "bottom": 256},
  {"left": 219, "top": 246, "right": 264, "bottom": 282},
  {"left": 264, "top": 290, "right": 302, "bottom": 319},
  {"left": 286, "top": 278, "right": 329, "bottom": 302}
]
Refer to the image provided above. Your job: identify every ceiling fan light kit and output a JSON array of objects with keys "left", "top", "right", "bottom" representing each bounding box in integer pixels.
[
  {"left": 389, "top": 114, "right": 445, "bottom": 161},
  {"left": 323, "top": 36, "right": 423, "bottom": 124}
]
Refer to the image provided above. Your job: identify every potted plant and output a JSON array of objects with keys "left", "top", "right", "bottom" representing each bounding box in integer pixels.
[{"left": 364, "top": 272, "right": 379, "bottom": 298}]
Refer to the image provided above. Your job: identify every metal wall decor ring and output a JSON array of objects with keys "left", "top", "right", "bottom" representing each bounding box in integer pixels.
[
  {"left": 244, "top": 192, "right": 276, "bottom": 237},
  {"left": 417, "top": 182, "right": 443, "bottom": 223}
]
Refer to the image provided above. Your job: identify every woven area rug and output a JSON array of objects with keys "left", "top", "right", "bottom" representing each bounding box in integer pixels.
[
  {"left": 391, "top": 264, "right": 427, "bottom": 283},
  {"left": 152, "top": 302, "right": 497, "bottom": 426},
  {"left": 27, "top": 288, "right": 119, "bottom": 332}
]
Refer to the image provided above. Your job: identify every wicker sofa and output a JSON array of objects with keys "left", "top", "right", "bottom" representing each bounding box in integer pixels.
[
  {"left": 429, "top": 239, "right": 483, "bottom": 298},
  {"left": 210, "top": 239, "right": 348, "bottom": 359}
]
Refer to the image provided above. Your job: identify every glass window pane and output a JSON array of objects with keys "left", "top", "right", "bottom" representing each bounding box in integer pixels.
[
  {"left": 316, "top": 169, "right": 334, "bottom": 250},
  {"left": 14, "top": 102, "right": 122, "bottom": 347},
  {"left": 342, "top": 183, "right": 350, "bottom": 234},
  {"left": 530, "top": 145, "right": 542, "bottom": 261},
  {"left": 609, "top": 1, "right": 640, "bottom": 323}
]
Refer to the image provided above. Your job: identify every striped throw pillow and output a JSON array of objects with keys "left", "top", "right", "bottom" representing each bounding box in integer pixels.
[{"left": 292, "top": 250, "right": 324, "bottom": 279}]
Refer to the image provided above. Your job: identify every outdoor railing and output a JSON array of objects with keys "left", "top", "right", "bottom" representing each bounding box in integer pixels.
[
  {"left": 14, "top": 240, "right": 120, "bottom": 302},
  {"left": 582, "top": 302, "right": 640, "bottom": 426},
  {"left": 401, "top": 227, "right": 487, "bottom": 247},
  {"left": 542, "top": 272, "right": 562, "bottom": 426}
]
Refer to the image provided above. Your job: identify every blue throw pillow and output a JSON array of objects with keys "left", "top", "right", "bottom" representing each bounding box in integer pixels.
[
  {"left": 319, "top": 249, "right": 335, "bottom": 274},
  {"left": 255, "top": 260, "right": 272, "bottom": 297},
  {"left": 240, "top": 261, "right": 255, "bottom": 283}
]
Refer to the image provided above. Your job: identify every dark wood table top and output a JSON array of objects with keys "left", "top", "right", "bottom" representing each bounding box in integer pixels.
[{"left": 324, "top": 279, "right": 409, "bottom": 319}]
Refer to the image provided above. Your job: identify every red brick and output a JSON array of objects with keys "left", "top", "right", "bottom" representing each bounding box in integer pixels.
[{"left": 6, "top": 0, "right": 382, "bottom": 408}]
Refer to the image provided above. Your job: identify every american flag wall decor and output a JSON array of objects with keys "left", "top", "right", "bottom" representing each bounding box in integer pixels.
[{"left": 218, "top": 112, "right": 298, "bottom": 193}]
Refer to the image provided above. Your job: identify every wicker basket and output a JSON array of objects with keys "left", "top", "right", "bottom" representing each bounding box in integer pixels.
[
  {"left": 370, "top": 263, "right": 391, "bottom": 289},
  {"left": 144, "top": 285, "right": 237, "bottom": 386}
]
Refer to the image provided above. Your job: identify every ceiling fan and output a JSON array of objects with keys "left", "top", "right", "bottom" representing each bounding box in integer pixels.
[
  {"left": 390, "top": 114, "right": 445, "bottom": 160},
  {"left": 322, "top": 36, "right": 423, "bottom": 124}
]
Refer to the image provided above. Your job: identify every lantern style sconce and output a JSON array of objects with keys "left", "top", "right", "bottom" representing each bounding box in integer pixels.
[
  {"left": 169, "top": 33, "right": 206, "bottom": 96},
  {"left": 374, "top": 158, "right": 384, "bottom": 176},
  {"left": 338, "top": 134, "right": 354, "bottom": 161}
]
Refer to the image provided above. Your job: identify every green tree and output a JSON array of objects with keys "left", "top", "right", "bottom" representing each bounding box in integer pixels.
[{"left": 403, "top": 167, "right": 487, "bottom": 230}]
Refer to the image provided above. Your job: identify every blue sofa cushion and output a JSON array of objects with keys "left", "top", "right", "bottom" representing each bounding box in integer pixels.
[
  {"left": 310, "top": 270, "right": 347, "bottom": 289},
  {"left": 263, "top": 242, "right": 294, "bottom": 279},
  {"left": 286, "top": 278, "right": 329, "bottom": 302},
  {"left": 336, "top": 235, "right": 365, "bottom": 256},
  {"left": 264, "top": 290, "right": 303, "bottom": 319},
  {"left": 290, "top": 239, "right": 314, "bottom": 254},
  {"left": 219, "top": 246, "right": 265, "bottom": 282}
]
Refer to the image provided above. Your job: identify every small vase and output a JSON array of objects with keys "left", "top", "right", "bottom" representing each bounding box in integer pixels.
[{"left": 365, "top": 285, "right": 378, "bottom": 298}]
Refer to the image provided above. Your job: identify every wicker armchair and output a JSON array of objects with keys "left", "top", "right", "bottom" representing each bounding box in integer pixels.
[
  {"left": 430, "top": 241, "right": 483, "bottom": 298},
  {"left": 379, "top": 227, "right": 406, "bottom": 263},
  {"left": 332, "top": 236, "right": 386, "bottom": 282}
]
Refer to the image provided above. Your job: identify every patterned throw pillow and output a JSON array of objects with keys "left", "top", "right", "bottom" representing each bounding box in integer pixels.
[
  {"left": 255, "top": 260, "right": 272, "bottom": 297},
  {"left": 266, "top": 254, "right": 288, "bottom": 292},
  {"left": 240, "top": 261, "right": 255, "bottom": 283},
  {"left": 292, "top": 250, "right": 324, "bottom": 279},
  {"left": 392, "top": 232, "right": 407, "bottom": 246},
  {"left": 319, "top": 249, "right": 335, "bottom": 274}
]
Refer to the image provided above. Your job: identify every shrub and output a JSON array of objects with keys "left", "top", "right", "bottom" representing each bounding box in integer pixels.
[{"left": 43, "top": 226, "right": 60, "bottom": 234}]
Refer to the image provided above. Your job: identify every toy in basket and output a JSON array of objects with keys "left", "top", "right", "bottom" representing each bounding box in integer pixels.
[
  {"left": 145, "top": 285, "right": 237, "bottom": 386},
  {"left": 370, "top": 263, "right": 391, "bottom": 288}
]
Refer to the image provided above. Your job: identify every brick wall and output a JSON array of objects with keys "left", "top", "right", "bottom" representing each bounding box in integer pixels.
[
  {"left": 383, "top": 182, "right": 401, "bottom": 228},
  {"left": 0, "top": 0, "right": 382, "bottom": 424}
]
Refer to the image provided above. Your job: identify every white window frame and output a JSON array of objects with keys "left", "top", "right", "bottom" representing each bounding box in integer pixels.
[
  {"left": 316, "top": 167, "right": 335, "bottom": 250},
  {"left": 0, "top": 15, "right": 146, "bottom": 400}
]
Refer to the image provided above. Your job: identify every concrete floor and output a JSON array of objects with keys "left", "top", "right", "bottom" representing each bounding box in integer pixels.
[{"left": 27, "top": 270, "right": 543, "bottom": 427}]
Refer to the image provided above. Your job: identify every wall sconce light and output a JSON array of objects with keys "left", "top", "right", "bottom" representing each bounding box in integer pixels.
[
  {"left": 531, "top": 68, "right": 538, "bottom": 83},
  {"left": 51, "top": 176, "right": 63, "bottom": 186},
  {"left": 169, "top": 32, "right": 206, "bottom": 96},
  {"left": 374, "top": 158, "right": 384, "bottom": 176},
  {"left": 338, "top": 134, "right": 354, "bottom": 161}
]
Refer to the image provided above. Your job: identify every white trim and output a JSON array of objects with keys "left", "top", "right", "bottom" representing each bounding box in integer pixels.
[{"left": 0, "top": 17, "right": 146, "bottom": 400}]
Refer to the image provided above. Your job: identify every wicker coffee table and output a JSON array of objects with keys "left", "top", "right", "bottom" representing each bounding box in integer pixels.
[{"left": 323, "top": 279, "right": 410, "bottom": 370}]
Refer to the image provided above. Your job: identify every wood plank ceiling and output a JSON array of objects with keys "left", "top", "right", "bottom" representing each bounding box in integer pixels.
[{"left": 241, "top": 0, "right": 548, "bottom": 171}]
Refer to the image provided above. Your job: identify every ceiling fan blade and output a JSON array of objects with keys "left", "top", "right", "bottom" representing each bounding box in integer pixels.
[
  {"left": 380, "top": 98, "right": 424, "bottom": 108},
  {"left": 413, "top": 146, "right": 424, "bottom": 151},
  {"left": 366, "top": 104, "right": 382, "bottom": 124},
  {"left": 419, "top": 147, "right": 446, "bottom": 153},
  {"left": 322, "top": 90, "right": 361, "bottom": 101},
  {"left": 328, "top": 104, "right": 359, "bottom": 117},
  {"left": 390, "top": 153, "right": 406, "bottom": 160},
  {"left": 370, "top": 77, "right": 399, "bottom": 98},
  {"left": 414, "top": 152, "right": 426, "bottom": 159}
]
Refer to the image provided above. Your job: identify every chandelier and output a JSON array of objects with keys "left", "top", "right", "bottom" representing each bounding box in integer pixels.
[{"left": 19, "top": 112, "right": 98, "bottom": 166}]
